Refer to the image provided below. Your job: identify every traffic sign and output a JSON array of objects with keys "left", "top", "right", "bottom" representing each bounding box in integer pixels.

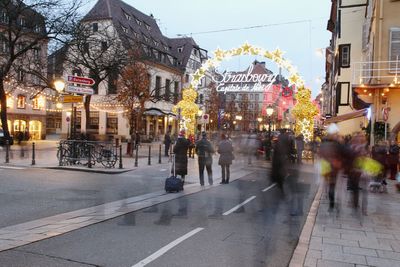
[
  {"left": 382, "top": 107, "right": 390, "bottom": 121},
  {"left": 62, "top": 95, "right": 83, "bottom": 103},
  {"left": 65, "top": 85, "right": 94, "bottom": 95},
  {"left": 67, "top": 75, "right": 95, "bottom": 86}
]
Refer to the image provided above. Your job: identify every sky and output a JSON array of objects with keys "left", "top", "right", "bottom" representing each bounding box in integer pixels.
[{"left": 84, "top": 0, "right": 331, "bottom": 97}]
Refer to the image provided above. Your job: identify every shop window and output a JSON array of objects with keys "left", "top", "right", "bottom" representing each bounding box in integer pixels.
[
  {"left": 17, "top": 95, "right": 26, "bottom": 109},
  {"left": 106, "top": 113, "right": 118, "bottom": 134},
  {"left": 88, "top": 111, "right": 99, "bottom": 131}
]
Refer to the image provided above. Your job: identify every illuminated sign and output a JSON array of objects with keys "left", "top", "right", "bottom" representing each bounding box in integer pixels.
[{"left": 213, "top": 64, "right": 277, "bottom": 93}]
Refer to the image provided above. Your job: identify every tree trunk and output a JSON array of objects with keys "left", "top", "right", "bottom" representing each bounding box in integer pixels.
[
  {"left": 0, "top": 79, "right": 10, "bottom": 138},
  {"left": 84, "top": 94, "right": 91, "bottom": 134}
]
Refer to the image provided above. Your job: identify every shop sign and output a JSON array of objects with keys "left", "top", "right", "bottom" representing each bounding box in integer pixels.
[
  {"left": 65, "top": 85, "right": 94, "bottom": 95},
  {"left": 62, "top": 95, "right": 83, "bottom": 103},
  {"left": 213, "top": 64, "right": 277, "bottom": 93}
]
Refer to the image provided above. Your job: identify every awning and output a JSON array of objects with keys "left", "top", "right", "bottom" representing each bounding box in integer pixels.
[
  {"left": 143, "top": 108, "right": 176, "bottom": 117},
  {"left": 324, "top": 108, "right": 368, "bottom": 124}
]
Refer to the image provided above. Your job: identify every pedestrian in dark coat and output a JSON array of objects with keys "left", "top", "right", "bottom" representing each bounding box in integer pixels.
[
  {"left": 295, "top": 134, "right": 305, "bottom": 164},
  {"left": 218, "top": 133, "right": 234, "bottom": 184},
  {"left": 196, "top": 131, "right": 214, "bottom": 186},
  {"left": 164, "top": 132, "right": 171, "bottom": 157},
  {"left": 388, "top": 140, "right": 399, "bottom": 180},
  {"left": 173, "top": 130, "right": 190, "bottom": 181}
]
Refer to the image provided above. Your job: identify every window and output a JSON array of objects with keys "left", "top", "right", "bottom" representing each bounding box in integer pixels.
[
  {"left": 339, "top": 44, "right": 351, "bottom": 68},
  {"left": 133, "top": 31, "right": 139, "bottom": 38},
  {"left": 0, "top": 40, "right": 9, "bottom": 53},
  {"left": 178, "top": 47, "right": 183, "bottom": 53},
  {"left": 255, "top": 94, "right": 259, "bottom": 101},
  {"left": 389, "top": 28, "right": 400, "bottom": 71},
  {"left": 101, "top": 41, "right": 107, "bottom": 51},
  {"left": 34, "top": 24, "right": 41, "bottom": 33},
  {"left": 32, "top": 97, "right": 39, "bottom": 110},
  {"left": 17, "top": 70, "right": 24, "bottom": 82},
  {"left": 19, "top": 17, "right": 26, "bottom": 27},
  {"left": 145, "top": 23, "right": 151, "bottom": 31},
  {"left": 174, "top": 81, "right": 179, "bottom": 103},
  {"left": 106, "top": 113, "right": 118, "bottom": 134},
  {"left": 155, "top": 76, "right": 161, "bottom": 98},
  {"left": 17, "top": 95, "right": 26, "bottom": 109},
  {"left": 33, "top": 48, "right": 40, "bottom": 60},
  {"left": 143, "top": 35, "right": 149, "bottom": 42},
  {"left": 185, "top": 74, "right": 189, "bottom": 83},
  {"left": 135, "top": 18, "right": 142, "bottom": 25},
  {"left": 92, "top": 23, "right": 98, "bottom": 32},
  {"left": 121, "top": 25, "right": 128, "bottom": 33},
  {"left": 164, "top": 79, "right": 170, "bottom": 101},
  {"left": 1, "top": 11, "right": 9, "bottom": 23},
  {"left": 124, "top": 12, "right": 131, "bottom": 20},
  {"left": 88, "top": 111, "right": 99, "bottom": 131},
  {"left": 153, "top": 40, "right": 159, "bottom": 46}
]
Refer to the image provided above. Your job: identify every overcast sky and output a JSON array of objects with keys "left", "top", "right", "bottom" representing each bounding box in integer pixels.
[{"left": 85, "top": 0, "right": 331, "bottom": 97}]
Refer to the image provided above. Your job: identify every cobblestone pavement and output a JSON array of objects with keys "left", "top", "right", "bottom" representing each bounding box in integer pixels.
[{"left": 290, "top": 173, "right": 400, "bottom": 267}]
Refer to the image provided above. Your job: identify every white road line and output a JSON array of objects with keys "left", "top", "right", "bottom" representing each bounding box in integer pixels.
[
  {"left": 132, "top": 227, "right": 204, "bottom": 267},
  {"left": 222, "top": 196, "right": 257, "bottom": 216},
  {"left": 0, "top": 166, "right": 26, "bottom": 170},
  {"left": 262, "top": 183, "right": 277, "bottom": 192}
]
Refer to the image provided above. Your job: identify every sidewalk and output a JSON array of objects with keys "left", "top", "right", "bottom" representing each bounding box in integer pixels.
[{"left": 290, "top": 175, "right": 400, "bottom": 267}]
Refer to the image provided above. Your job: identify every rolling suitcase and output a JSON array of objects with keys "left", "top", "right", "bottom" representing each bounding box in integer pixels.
[{"left": 165, "top": 154, "right": 183, "bottom": 193}]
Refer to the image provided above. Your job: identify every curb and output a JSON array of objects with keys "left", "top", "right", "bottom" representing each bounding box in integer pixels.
[
  {"left": 45, "top": 166, "right": 134, "bottom": 174},
  {"left": 289, "top": 184, "right": 323, "bottom": 267}
]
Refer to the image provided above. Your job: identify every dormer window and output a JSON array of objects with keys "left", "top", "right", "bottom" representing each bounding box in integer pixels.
[
  {"left": 19, "top": 17, "right": 26, "bottom": 27},
  {"left": 92, "top": 23, "right": 98, "bottom": 32},
  {"left": 34, "top": 24, "right": 41, "bottom": 33},
  {"left": 1, "top": 11, "right": 9, "bottom": 24},
  {"left": 121, "top": 25, "right": 128, "bottom": 33},
  {"left": 164, "top": 45, "right": 169, "bottom": 51},
  {"left": 178, "top": 47, "right": 183, "bottom": 53},
  {"left": 153, "top": 40, "right": 159, "bottom": 46},
  {"left": 133, "top": 31, "right": 139, "bottom": 38},
  {"left": 145, "top": 24, "right": 151, "bottom": 31},
  {"left": 135, "top": 18, "right": 142, "bottom": 26},
  {"left": 124, "top": 12, "right": 131, "bottom": 20},
  {"left": 143, "top": 35, "right": 149, "bottom": 42}
]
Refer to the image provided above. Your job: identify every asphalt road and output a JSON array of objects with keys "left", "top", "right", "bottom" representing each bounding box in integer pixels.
[{"left": 0, "top": 164, "right": 318, "bottom": 267}]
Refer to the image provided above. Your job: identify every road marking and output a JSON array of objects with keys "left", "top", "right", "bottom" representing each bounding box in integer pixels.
[
  {"left": 131, "top": 227, "right": 204, "bottom": 267},
  {"left": 262, "top": 183, "right": 277, "bottom": 192},
  {"left": 0, "top": 166, "right": 26, "bottom": 170},
  {"left": 222, "top": 196, "right": 257, "bottom": 216}
]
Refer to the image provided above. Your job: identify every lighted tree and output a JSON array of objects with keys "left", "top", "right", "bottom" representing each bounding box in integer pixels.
[
  {"left": 205, "top": 82, "right": 220, "bottom": 131},
  {"left": 292, "top": 87, "right": 319, "bottom": 142},
  {"left": 173, "top": 87, "right": 199, "bottom": 136}
]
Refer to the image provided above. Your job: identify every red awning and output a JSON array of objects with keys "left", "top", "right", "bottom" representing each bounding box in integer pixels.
[{"left": 324, "top": 108, "right": 368, "bottom": 124}]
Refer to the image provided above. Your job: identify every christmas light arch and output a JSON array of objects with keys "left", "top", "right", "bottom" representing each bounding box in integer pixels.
[{"left": 174, "top": 42, "right": 318, "bottom": 139}]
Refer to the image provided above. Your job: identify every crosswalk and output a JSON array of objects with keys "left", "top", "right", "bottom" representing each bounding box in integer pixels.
[{"left": 0, "top": 166, "right": 26, "bottom": 170}]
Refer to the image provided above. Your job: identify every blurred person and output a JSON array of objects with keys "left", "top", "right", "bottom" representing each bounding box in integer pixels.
[
  {"left": 164, "top": 131, "right": 172, "bottom": 157},
  {"left": 173, "top": 130, "right": 190, "bottom": 183},
  {"left": 319, "top": 123, "right": 343, "bottom": 212},
  {"left": 295, "top": 134, "right": 305, "bottom": 164},
  {"left": 371, "top": 141, "right": 388, "bottom": 188},
  {"left": 388, "top": 140, "right": 399, "bottom": 180},
  {"left": 271, "top": 130, "right": 291, "bottom": 193},
  {"left": 196, "top": 131, "right": 214, "bottom": 186},
  {"left": 217, "top": 133, "right": 234, "bottom": 184},
  {"left": 134, "top": 131, "right": 140, "bottom": 149},
  {"left": 187, "top": 133, "right": 195, "bottom": 158}
]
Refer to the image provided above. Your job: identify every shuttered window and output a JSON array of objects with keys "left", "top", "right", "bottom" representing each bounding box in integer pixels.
[{"left": 389, "top": 28, "right": 400, "bottom": 72}]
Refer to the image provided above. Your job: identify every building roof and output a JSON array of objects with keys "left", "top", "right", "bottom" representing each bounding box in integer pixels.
[
  {"left": 82, "top": 0, "right": 181, "bottom": 70},
  {"left": 167, "top": 37, "right": 200, "bottom": 69}
]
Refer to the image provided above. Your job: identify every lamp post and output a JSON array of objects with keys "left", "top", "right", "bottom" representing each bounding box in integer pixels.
[{"left": 265, "top": 105, "right": 274, "bottom": 160}]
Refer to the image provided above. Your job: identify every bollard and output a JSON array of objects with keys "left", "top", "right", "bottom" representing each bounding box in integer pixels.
[
  {"left": 148, "top": 145, "right": 151, "bottom": 165},
  {"left": 119, "top": 145, "right": 123, "bottom": 169},
  {"left": 31, "top": 142, "right": 36, "bottom": 165},
  {"left": 87, "top": 145, "right": 92, "bottom": 168},
  {"left": 134, "top": 145, "right": 138, "bottom": 167},
  {"left": 158, "top": 144, "right": 162, "bottom": 164},
  {"left": 5, "top": 140, "right": 9, "bottom": 163}
]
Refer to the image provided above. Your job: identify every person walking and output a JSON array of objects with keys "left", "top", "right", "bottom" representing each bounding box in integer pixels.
[
  {"left": 388, "top": 140, "right": 399, "bottom": 180},
  {"left": 173, "top": 130, "right": 190, "bottom": 183},
  {"left": 188, "top": 134, "right": 195, "bottom": 158},
  {"left": 134, "top": 131, "right": 140, "bottom": 149},
  {"left": 295, "top": 134, "right": 305, "bottom": 164},
  {"left": 164, "top": 131, "right": 172, "bottom": 157},
  {"left": 218, "top": 133, "right": 234, "bottom": 184},
  {"left": 196, "top": 131, "right": 214, "bottom": 186}
]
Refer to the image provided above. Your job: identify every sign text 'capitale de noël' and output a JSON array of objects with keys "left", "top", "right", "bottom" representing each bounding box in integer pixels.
[{"left": 213, "top": 64, "right": 277, "bottom": 93}]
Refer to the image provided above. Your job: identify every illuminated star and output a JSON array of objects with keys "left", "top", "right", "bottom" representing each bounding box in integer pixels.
[
  {"left": 192, "top": 71, "right": 203, "bottom": 83},
  {"left": 242, "top": 43, "right": 252, "bottom": 54},
  {"left": 214, "top": 48, "right": 225, "bottom": 59},
  {"left": 264, "top": 51, "right": 273, "bottom": 59},
  {"left": 272, "top": 48, "right": 284, "bottom": 59}
]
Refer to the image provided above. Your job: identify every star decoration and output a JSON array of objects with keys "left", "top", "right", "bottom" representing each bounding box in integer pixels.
[
  {"left": 272, "top": 48, "right": 284, "bottom": 59},
  {"left": 264, "top": 51, "right": 273, "bottom": 59},
  {"left": 241, "top": 43, "right": 252, "bottom": 54},
  {"left": 214, "top": 48, "right": 225, "bottom": 59},
  {"left": 192, "top": 71, "right": 203, "bottom": 83}
]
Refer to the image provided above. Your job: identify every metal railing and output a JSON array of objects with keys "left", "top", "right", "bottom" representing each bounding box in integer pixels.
[
  {"left": 57, "top": 140, "right": 121, "bottom": 168},
  {"left": 352, "top": 58, "right": 400, "bottom": 86}
]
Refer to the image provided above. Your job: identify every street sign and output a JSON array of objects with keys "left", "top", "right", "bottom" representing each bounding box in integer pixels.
[
  {"left": 67, "top": 75, "right": 95, "bottom": 86},
  {"left": 202, "top": 114, "right": 209, "bottom": 123},
  {"left": 62, "top": 95, "right": 83, "bottom": 103},
  {"left": 65, "top": 85, "right": 94, "bottom": 95},
  {"left": 382, "top": 107, "right": 390, "bottom": 121}
]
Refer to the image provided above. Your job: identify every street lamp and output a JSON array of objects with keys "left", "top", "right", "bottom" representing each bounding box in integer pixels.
[
  {"left": 265, "top": 105, "right": 274, "bottom": 160},
  {"left": 54, "top": 79, "right": 65, "bottom": 93}
]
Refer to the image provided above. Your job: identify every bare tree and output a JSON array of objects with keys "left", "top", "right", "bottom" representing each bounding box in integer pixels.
[
  {"left": 0, "top": 0, "right": 83, "bottom": 138},
  {"left": 65, "top": 22, "right": 129, "bottom": 131},
  {"left": 205, "top": 82, "right": 221, "bottom": 131}
]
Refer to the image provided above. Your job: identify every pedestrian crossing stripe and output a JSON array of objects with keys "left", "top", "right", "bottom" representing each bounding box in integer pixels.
[{"left": 0, "top": 166, "right": 26, "bottom": 170}]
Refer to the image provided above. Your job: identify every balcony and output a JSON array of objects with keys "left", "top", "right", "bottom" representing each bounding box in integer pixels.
[{"left": 352, "top": 59, "right": 400, "bottom": 88}]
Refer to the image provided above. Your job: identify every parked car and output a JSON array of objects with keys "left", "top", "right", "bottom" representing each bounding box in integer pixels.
[{"left": 0, "top": 128, "right": 14, "bottom": 145}]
